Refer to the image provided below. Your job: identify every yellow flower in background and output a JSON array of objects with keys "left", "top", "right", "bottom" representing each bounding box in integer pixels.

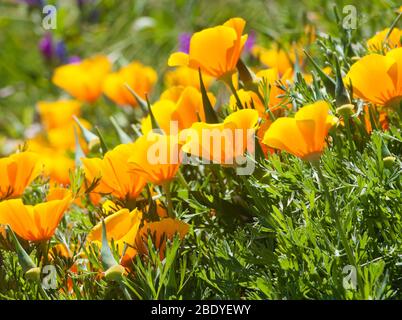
[
  {"left": 141, "top": 100, "right": 177, "bottom": 135},
  {"left": 367, "top": 28, "right": 402, "bottom": 52},
  {"left": 135, "top": 218, "right": 189, "bottom": 259},
  {"left": 82, "top": 143, "right": 146, "bottom": 200},
  {"left": 229, "top": 68, "right": 292, "bottom": 115},
  {"left": 168, "top": 17, "right": 248, "bottom": 78},
  {"left": 303, "top": 66, "right": 332, "bottom": 84},
  {"left": 46, "top": 119, "right": 90, "bottom": 152},
  {"left": 52, "top": 55, "right": 111, "bottom": 103},
  {"left": 252, "top": 45, "right": 294, "bottom": 76},
  {"left": 262, "top": 101, "right": 337, "bottom": 162},
  {"left": 27, "top": 138, "right": 75, "bottom": 185},
  {"left": 141, "top": 86, "right": 216, "bottom": 134},
  {"left": 344, "top": 47, "right": 402, "bottom": 107},
  {"left": 128, "top": 133, "right": 182, "bottom": 185},
  {"left": 160, "top": 86, "right": 187, "bottom": 102},
  {"left": 103, "top": 61, "right": 157, "bottom": 107},
  {"left": 0, "top": 191, "right": 72, "bottom": 242},
  {"left": 165, "top": 66, "right": 214, "bottom": 90},
  {"left": 37, "top": 100, "right": 81, "bottom": 130},
  {"left": 181, "top": 109, "right": 259, "bottom": 164},
  {"left": 0, "top": 152, "right": 42, "bottom": 199},
  {"left": 87, "top": 208, "right": 143, "bottom": 265}
]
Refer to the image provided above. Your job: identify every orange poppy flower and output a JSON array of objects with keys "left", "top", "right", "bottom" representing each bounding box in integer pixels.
[
  {"left": 164, "top": 66, "right": 214, "bottom": 90},
  {"left": 344, "top": 47, "right": 402, "bottom": 107},
  {"left": 52, "top": 55, "right": 111, "bottom": 103},
  {"left": 135, "top": 218, "right": 189, "bottom": 259},
  {"left": 229, "top": 68, "right": 292, "bottom": 115},
  {"left": 367, "top": 28, "right": 402, "bottom": 52},
  {"left": 37, "top": 100, "right": 81, "bottom": 130},
  {"left": 0, "top": 191, "right": 72, "bottom": 242},
  {"left": 141, "top": 86, "right": 216, "bottom": 134},
  {"left": 128, "top": 133, "right": 182, "bottom": 185},
  {"left": 27, "top": 138, "right": 75, "bottom": 185},
  {"left": 251, "top": 45, "right": 295, "bottom": 76},
  {"left": 181, "top": 109, "right": 259, "bottom": 164},
  {"left": 0, "top": 152, "right": 42, "bottom": 199},
  {"left": 168, "top": 17, "right": 248, "bottom": 78},
  {"left": 103, "top": 61, "right": 157, "bottom": 107},
  {"left": 87, "top": 208, "right": 143, "bottom": 266},
  {"left": 262, "top": 101, "right": 337, "bottom": 162},
  {"left": 82, "top": 143, "right": 146, "bottom": 200}
]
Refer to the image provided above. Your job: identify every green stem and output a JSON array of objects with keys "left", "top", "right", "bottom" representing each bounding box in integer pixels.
[
  {"left": 162, "top": 182, "right": 174, "bottom": 218},
  {"left": 314, "top": 162, "right": 365, "bottom": 298},
  {"left": 177, "top": 170, "right": 190, "bottom": 190},
  {"left": 224, "top": 76, "right": 244, "bottom": 110}
]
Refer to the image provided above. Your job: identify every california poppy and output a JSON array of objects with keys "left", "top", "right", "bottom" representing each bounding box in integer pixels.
[
  {"left": 52, "top": 55, "right": 111, "bottom": 103},
  {"left": 0, "top": 191, "right": 72, "bottom": 242},
  {"left": 0, "top": 152, "right": 42, "bottom": 199},
  {"left": 141, "top": 86, "right": 215, "bottom": 135},
  {"left": 135, "top": 218, "right": 189, "bottom": 259},
  {"left": 168, "top": 17, "right": 248, "bottom": 79},
  {"left": 367, "top": 28, "right": 402, "bottom": 52},
  {"left": 128, "top": 133, "right": 182, "bottom": 185},
  {"left": 82, "top": 143, "right": 146, "bottom": 200},
  {"left": 229, "top": 68, "right": 292, "bottom": 115},
  {"left": 37, "top": 100, "right": 81, "bottom": 130},
  {"left": 251, "top": 45, "right": 295, "bottom": 76},
  {"left": 181, "top": 109, "right": 259, "bottom": 164},
  {"left": 344, "top": 47, "right": 402, "bottom": 107},
  {"left": 165, "top": 66, "right": 214, "bottom": 90},
  {"left": 87, "top": 208, "right": 143, "bottom": 265},
  {"left": 103, "top": 61, "right": 157, "bottom": 107},
  {"left": 262, "top": 101, "right": 337, "bottom": 162}
]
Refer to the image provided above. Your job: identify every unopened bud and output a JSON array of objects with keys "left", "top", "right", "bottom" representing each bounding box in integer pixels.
[
  {"left": 383, "top": 156, "right": 396, "bottom": 168},
  {"left": 104, "top": 264, "right": 126, "bottom": 282},
  {"left": 336, "top": 104, "right": 355, "bottom": 116},
  {"left": 25, "top": 267, "right": 41, "bottom": 283}
]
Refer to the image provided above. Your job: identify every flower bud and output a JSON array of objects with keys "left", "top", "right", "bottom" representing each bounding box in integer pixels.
[
  {"left": 383, "top": 156, "right": 396, "bottom": 168},
  {"left": 336, "top": 104, "right": 355, "bottom": 116},
  {"left": 25, "top": 267, "right": 41, "bottom": 283},
  {"left": 104, "top": 264, "right": 126, "bottom": 282}
]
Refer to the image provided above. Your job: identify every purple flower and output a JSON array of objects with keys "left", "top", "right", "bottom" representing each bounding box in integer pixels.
[
  {"left": 178, "top": 32, "right": 192, "bottom": 54},
  {"left": 39, "top": 33, "right": 53, "bottom": 60},
  {"left": 55, "top": 41, "right": 68, "bottom": 63},
  {"left": 244, "top": 30, "right": 256, "bottom": 53}
]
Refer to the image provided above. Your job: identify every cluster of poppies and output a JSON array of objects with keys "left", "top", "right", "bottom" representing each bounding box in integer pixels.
[{"left": 0, "top": 15, "right": 401, "bottom": 289}]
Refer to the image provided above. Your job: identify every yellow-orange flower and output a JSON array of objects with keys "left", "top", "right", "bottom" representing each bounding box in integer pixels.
[
  {"left": 37, "top": 100, "right": 81, "bottom": 130},
  {"left": 135, "top": 218, "right": 189, "bottom": 258},
  {"left": 128, "top": 133, "right": 182, "bottom": 185},
  {"left": 367, "top": 28, "right": 402, "bottom": 52},
  {"left": 0, "top": 152, "right": 42, "bottom": 199},
  {"left": 0, "top": 191, "right": 72, "bottom": 241},
  {"left": 82, "top": 143, "right": 146, "bottom": 200},
  {"left": 168, "top": 17, "right": 248, "bottom": 78},
  {"left": 141, "top": 86, "right": 216, "bottom": 134},
  {"left": 251, "top": 45, "right": 295, "bottom": 76},
  {"left": 262, "top": 101, "right": 337, "bottom": 161},
  {"left": 103, "top": 61, "right": 157, "bottom": 107},
  {"left": 27, "top": 138, "right": 75, "bottom": 185},
  {"left": 52, "top": 55, "right": 111, "bottom": 103},
  {"left": 344, "top": 47, "right": 402, "bottom": 106},
  {"left": 181, "top": 109, "right": 259, "bottom": 164},
  {"left": 164, "top": 66, "right": 214, "bottom": 90},
  {"left": 229, "top": 68, "right": 292, "bottom": 116},
  {"left": 87, "top": 208, "right": 143, "bottom": 265}
]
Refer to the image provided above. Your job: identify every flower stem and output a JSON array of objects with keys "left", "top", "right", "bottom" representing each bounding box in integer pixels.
[
  {"left": 224, "top": 75, "right": 244, "bottom": 110},
  {"left": 313, "top": 161, "right": 365, "bottom": 298},
  {"left": 162, "top": 182, "right": 174, "bottom": 218}
]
